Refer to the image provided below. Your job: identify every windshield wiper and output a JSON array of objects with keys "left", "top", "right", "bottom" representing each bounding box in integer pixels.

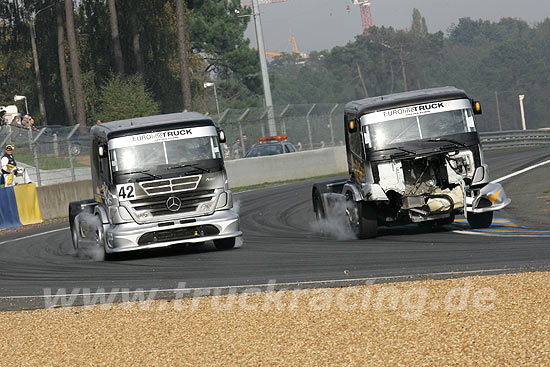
[
  {"left": 168, "top": 163, "right": 210, "bottom": 173},
  {"left": 424, "top": 138, "right": 467, "bottom": 148},
  {"left": 374, "top": 146, "right": 416, "bottom": 157},
  {"left": 114, "top": 169, "right": 161, "bottom": 180}
]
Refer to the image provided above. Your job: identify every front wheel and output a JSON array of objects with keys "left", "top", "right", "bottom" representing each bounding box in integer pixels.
[
  {"left": 348, "top": 201, "right": 378, "bottom": 239},
  {"left": 214, "top": 237, "right": 236, "bottom": 250},
  {"left": 467, "top": 211, "right": 493, "bottom": 229}
]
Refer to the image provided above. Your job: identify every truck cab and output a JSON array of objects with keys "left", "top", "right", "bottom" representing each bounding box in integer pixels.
[
  {"left": 313, "top": 86, "right": 510, "bottom": 239},
  {"left": 69, "top": 112, "right": 241, "bottom": 256}
]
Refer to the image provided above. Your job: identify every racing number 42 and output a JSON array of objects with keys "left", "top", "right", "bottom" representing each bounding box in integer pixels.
[{"left": 117, "top": 183, "right": 136, "bottom": 201}]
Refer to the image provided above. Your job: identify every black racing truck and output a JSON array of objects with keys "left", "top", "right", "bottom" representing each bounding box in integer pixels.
[
  {"left": 312, "top": 86, "right": 511, "bottom": 239},
  {"left": 69, "top": 112, "right": 241, "bottom": 256}
]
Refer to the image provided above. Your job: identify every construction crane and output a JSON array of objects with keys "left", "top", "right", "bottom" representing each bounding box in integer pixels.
[
  {"left": 265, "top": 34, "right": 307, "bottom": 59},
  {"left": 353, "top": 0, "right": 373, "bottom": 33},
  {"left": 242, "top": 0, "right": 373, "bottom": 35}
]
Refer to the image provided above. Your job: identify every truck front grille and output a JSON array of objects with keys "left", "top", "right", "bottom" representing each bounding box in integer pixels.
[
  {"left": 128, "top": 189, "right": 216, "bottom": 217},
  {"left": 139, "top": 175, "right": 201, "bottom": 195}
]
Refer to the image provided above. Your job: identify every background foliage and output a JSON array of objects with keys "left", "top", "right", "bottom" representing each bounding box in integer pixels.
[{"left": 1, "top": 2, "right": 549, "bottom": 131}]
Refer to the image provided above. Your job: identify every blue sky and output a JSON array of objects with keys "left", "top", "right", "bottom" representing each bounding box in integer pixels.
[{"left": 244, "top": 0, "right": 550, "bottom": 53}]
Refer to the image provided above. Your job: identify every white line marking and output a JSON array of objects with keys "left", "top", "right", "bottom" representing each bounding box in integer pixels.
[
  {"left": 0, "top": 268, "right": 510, "bottom": 300},
  {"left": 492, "top": 158, "right": 550, "bottom": 183},
  {"left": 0, "top": 227, "right": 68, "bottom": 246}
]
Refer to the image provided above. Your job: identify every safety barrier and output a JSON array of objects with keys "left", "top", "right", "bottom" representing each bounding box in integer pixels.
[
  {"left": 480, "top": 130, "right": 550, "bottom": 150},
  {"left": 0, "top": 183, "right": 43, "bottom": 229}
]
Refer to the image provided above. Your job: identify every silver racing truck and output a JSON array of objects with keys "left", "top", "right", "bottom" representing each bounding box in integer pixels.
[
  {"left": 313, "top": 86, "right": 511, "bottom": 238},
  {"left": 69, "top": 112, "right": 241, "bottom": 256}
]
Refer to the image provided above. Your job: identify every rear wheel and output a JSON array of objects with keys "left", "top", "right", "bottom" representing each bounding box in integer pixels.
[
  {"left": 348, "top": 201, "right": 378, "bottom": 239},
  {"left": 214, "top": 237, "right": 236, "bottom": 250},
  {"left": 313, "top": 189, "right": 326, "bottom": 222},
  {"left": 70, "top": 218, "right": 80, "bottom": 250},
  {"left": 467, "top": 211, "right": 493, "bottom": 229}
]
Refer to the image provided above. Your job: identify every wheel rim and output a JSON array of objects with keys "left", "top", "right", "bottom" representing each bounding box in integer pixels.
[
  {"left": 95, "top": 225, "right": 104, "bottom": 248},
  {"left": 345, "top": 204, "right": 359, "bottom": 235}
]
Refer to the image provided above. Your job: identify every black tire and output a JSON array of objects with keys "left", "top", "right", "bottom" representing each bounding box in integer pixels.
[
  {"left": 350, "top": 201, "right": 378, "bottom": 239},
  {"left": 436, "top": 213, "right": 456, "bottom": 226},
  {"left": 70, "top": 217, "right": 80, "bottom": 250},
  {"left": 467, "top": 211, "right": 493, "bottom": 229},
  {"left": 313, "top": 189, "right": 326, "bottom": 222},
  {"left": 214, "top": 237, "right": 236, "bottom": 250}
]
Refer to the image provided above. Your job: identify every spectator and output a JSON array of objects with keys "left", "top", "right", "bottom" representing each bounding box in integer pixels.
[
  {"left": 232, "top": 138, "right": 242, "bottom": 160},
  {"left": 0, "top": 110, "right": 6, "bottom": 125},
  {"left": 29, "top": 117, "right": 39, "bottom": 131},
  {"left": 1, "top": 145, "right": 31, "bottom": 186},
  {"left": 11, "top": 115, "right": 22, "bottom": 126},
  {"left": 96, "top": 119, "right": 102, "bottom": 125},
  {"left": 22, "top": 115, "right": 30, "bottom": 128},
  {"left": 222, "top": 143, "right": 231, "bottom": 160}
]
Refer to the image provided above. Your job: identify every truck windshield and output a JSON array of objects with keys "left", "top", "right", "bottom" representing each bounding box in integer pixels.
[
  {"left": 364, "top": 104, "right": 475, "bottom": 149},
  {"left": 110, "top": 136, "right": 221, "bottom": 173}
]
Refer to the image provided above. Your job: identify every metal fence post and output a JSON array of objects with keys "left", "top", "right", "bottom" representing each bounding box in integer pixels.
[
  {"left": 306, "top": 104, "right": 316, "bottom": 150},
  {"left": 259, "top": 109, "right": 267, "bottom": 137},
  {"left": 217, "top": 109, "right": 229, "bottom": 125},
  {"left": 0, "top": 132, "right": 13, "bottom": 148},
  {"left": 53, "top": 133, "right": 59, "bottom": 157},
  {"left": 27, "top": 125, "right": 33, "bottom": 151},
  {"left": 279, "top": 104, "right": 290, "bottom": 135},
  {"left": 238, "top": 109, "right": 250, "bottom": 157},
  {"left": 67, "top": 125, "right": 80, "bottom": 181},
  {"left": 329, "top": 103, "right": 338, "bottom": 146},
  {"left": 31, "top": 129, "right": 45, "bottom": 187}
]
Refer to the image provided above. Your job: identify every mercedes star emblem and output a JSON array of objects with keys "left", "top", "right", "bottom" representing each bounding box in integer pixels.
[{"left": 166, "top": 196, "right": 182, "bottom": 212}]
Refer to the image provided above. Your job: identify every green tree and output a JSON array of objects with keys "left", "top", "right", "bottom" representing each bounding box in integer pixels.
[{"left": 96, "top": 74, "right": 159, "bottom": 122}]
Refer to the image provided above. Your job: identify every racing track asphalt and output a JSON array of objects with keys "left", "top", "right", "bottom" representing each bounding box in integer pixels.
[{"left": 0, "top": 146, "right": 549, "bottom": 310}]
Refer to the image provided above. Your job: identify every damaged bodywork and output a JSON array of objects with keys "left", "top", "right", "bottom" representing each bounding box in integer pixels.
[{"left": 313, "top": 87, "right": 510, "bottom": 239}]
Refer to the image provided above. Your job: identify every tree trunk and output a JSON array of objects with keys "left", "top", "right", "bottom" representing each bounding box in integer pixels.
[
  {"left": 65, "top": 0, "right": 87, "bottom": 129},
  {"left": 108, "top": 0, "right": 125, "bottom": 76},
  {"left": 399, "top": 47, "right": 408, "bottom": 92},
  {"left": 176, "top": 0, "right": 192, "bottom": 111},
  {"left": 30, "top": 20, "right": 47, "bottom": 124},
  {"left": 129, "top": 5, "right": 143, "bottom": 75},
  {"left": 356, "top": 63, "right": 369, "bottom": 98},
  {"left": 56, "top": 2, "right": 74, "bottom": 126}
]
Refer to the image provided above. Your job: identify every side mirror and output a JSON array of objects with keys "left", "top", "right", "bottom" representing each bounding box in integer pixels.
[
  {"left": 218, "top": 129, "right": 227, "bottom": 143},
  {"left": 98, "top": 145, "right": 107, "bottom": 158},
  {"left": 471, "top": 100, "right": 482, "bottom": 115},
  {"left": 348, "top": 120, "right": 358, "bottom": 133}
]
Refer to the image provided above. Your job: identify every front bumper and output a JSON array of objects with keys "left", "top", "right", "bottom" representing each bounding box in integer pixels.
[
  {"left": 466, "top": 182, "right": 511, "bottom": 213},
  {"left": 104, "top": 209, "right": 241, "bottom": 253}
]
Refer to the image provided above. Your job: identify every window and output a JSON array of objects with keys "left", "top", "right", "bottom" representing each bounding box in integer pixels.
[{"left": 110, "top": 136, "right": 221, "bottom": 173}]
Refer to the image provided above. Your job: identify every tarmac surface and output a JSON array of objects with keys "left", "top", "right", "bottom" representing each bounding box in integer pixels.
[{"left": 0, "top": 146, "right": 549, "bottom": 311}]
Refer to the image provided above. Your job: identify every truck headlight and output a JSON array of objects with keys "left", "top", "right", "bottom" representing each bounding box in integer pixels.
[{"left": 198, "top": 201, "right": 215, "bottom": 212}]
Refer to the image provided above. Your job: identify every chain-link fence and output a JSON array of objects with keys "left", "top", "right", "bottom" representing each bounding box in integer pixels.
[
  {"left": 0, "top": 124, "right": 91, "bottom": 187},
  {"left": 216, "top": 103, "right": 347, "bottom": 159}
]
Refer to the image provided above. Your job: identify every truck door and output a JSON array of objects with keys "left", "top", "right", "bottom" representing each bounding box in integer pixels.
[{"left": 344, "top": 117, "right": 366, "bottom": 185}]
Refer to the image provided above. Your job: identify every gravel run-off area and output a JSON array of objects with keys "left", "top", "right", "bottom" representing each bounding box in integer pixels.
[{"left": 0, "top": 271, "right": 548, "bottom": 366}]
